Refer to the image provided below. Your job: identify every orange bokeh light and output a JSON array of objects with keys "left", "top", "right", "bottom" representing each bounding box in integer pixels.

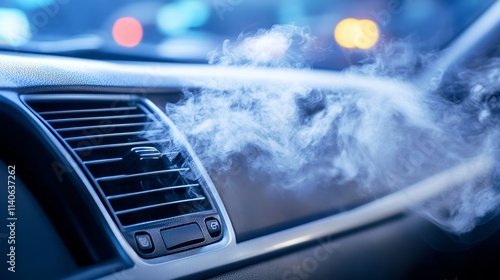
[
  {"left": 334, "top": 18, "right": 379, "bottom": 49},
  {"left": 112, "top": 17, "right": 143, "bottom": 48}
]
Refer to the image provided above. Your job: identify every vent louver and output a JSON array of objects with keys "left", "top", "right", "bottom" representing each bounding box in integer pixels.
[{"left": 24, "top": 96, "right": 222, "bottom": 258}]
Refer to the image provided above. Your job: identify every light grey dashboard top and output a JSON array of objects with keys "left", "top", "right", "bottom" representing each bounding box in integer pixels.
[{"left": 0, "top": 49, "right": 419, "bottom": 94}]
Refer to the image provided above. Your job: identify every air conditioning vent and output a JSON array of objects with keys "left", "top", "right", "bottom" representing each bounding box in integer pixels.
[{"left": 23, "top": 95, "right": 223, "bottom": 258}]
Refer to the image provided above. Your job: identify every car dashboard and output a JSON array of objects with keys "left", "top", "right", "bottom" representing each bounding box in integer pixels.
[{"left": 1, "top": 2, "right": 500, "bottom": 279}]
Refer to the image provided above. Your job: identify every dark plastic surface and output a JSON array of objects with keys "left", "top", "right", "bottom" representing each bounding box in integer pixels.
[{"left": 0, "top": 160, "right": 78, "bottom": 280}]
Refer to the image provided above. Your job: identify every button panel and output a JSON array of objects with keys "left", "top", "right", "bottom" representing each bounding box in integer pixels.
[{"left": 132, "top": 217, "right": 224, "bottom": 258}]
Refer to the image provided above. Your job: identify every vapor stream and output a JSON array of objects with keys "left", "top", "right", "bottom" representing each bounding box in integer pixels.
[{"left": 158, "top": 25, "right": 500, "bottom": 235}]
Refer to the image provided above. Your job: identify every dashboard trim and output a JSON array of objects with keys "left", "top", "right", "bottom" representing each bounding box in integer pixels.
[{"left": 1, "top": 90, "right": 492, "bottom": 280}]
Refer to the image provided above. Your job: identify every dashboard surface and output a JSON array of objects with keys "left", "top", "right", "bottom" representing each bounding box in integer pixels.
[{"left": 1, "top": 2, "right": 500, "bottom": 279}]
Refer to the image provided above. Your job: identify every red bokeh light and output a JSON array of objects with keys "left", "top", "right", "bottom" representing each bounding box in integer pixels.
[{"left": 112, "top": 17, "right": 143, "bottom": 48}]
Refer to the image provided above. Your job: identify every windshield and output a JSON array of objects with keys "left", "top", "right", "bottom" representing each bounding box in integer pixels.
[{"left": 0, "top": 0, "right": 495, "bottom": 69}]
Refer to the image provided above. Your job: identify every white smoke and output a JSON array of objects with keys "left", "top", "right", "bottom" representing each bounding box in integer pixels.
[{"left": 161, "top": 25, "right": 500, "bottom": 236}]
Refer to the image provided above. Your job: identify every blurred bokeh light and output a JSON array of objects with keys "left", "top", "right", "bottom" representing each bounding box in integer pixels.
[
  {"left": 0, "top": 8, "right": 31, "bottom": 46},
  {"left": 156, "top": 0, "right": 210, "bottom": 36},
  {"left": 334, "top": 18, "right": 379, "bottom": 49},
  {"left": 112, "top": 17, "right": 143, "bottom": 47}
]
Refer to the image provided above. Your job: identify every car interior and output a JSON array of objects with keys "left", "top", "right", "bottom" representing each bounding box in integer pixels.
[{"left": 1, "top": 0, "right": 500, "bottom": 279}]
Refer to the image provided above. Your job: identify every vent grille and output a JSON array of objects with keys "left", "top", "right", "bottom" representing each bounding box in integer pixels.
[{"left": 26, "top": 98, "right": 212, "bottom": 228}]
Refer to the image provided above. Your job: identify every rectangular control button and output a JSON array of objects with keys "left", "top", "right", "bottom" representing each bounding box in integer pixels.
[{"left": 160, "top": 223, "right": 204, "bottom": 250}]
